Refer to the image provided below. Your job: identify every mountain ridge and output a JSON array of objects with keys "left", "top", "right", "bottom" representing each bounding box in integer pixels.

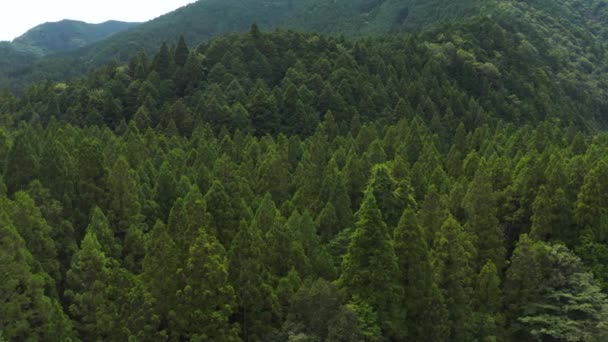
[
  {"left": 2, "top": 0, "right": 608, "bottom": 95},
  {"left": 11, "top": 19, "right": 139, "bottom": 56}
]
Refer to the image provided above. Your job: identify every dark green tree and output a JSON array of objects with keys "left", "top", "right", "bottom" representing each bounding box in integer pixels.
[
  {"left": 0, "top": 214, "right": 74, "bottom": 340},
  {"left": 463, "top": 166, "right": 505, "bottom": 270},
  {"left": 432, "top": 215, "right": 476, "bottom": 341},
  {"left": 339, "top": 192, "right": 404, "bottom": 339},
  {"left": 394, "top": 208, "right": 433, "bottom": 340},
  {"left": 229, "top": 220, "right": 279, "bottom": 341},
  {"left": 173, "top": 227, "right": 240, "bottom": 340},
  {"left": 64, "top": 230, "right": 116, "bottom": 340}
]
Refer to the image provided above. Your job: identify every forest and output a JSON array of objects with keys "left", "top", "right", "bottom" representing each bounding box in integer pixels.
[{"left": 3, "top": 0, "right": 608, "bottom": 341}]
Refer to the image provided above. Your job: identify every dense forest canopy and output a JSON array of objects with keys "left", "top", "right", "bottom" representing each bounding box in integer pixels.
[{"left": 3, "top": 0, "right": 608, "bottom": 341}]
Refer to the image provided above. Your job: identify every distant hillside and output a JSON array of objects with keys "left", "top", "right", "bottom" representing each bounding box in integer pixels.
[
  {"left": 4, "top": 0, "right": 608, "bottom": 93},
  {"left": 11, "top": 20, "right": 139, "bottom": 56},
  {"left": 36, "top": 0, "right": 485, "bottom": 68}
]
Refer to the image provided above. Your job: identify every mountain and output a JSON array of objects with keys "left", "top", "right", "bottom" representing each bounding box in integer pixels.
[
  {"left": 11, "top": 19, "right": 139, "bottom": 56},
  {"left": 3, "top": 1, "right": 608, "bottom": 341},
  {"left": 71, "top": 0, "right": 485, "bottom": 65},
  {"left": 3, "top": 0, "right": 606, "bottom": 93},
  {"left": 0, "top": 0, "right": 488, "bottom": 91}
]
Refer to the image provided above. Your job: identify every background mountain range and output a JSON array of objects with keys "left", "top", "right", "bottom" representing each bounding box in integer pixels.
[
  {"left": 5, "top": 0, "right": 607, "bottom": 94},
  {"left": 10, "top": 20, "right": 139, "bottom": 56}
]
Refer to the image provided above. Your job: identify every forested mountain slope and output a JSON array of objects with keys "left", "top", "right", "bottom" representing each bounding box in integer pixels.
[
  {"left": 11, "top": 19, "right": 139, "bottom": 56},
  {"left": 2, "top": 19, "right": 608, "bottom": 340},
  {"left": 3, "top": 0, "right": 608, "bottom": 341}
]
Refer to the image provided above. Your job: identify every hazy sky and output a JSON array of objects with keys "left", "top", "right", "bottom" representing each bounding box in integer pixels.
[{"left": 0, "top": 0, "right": 196, "bottom": 41}]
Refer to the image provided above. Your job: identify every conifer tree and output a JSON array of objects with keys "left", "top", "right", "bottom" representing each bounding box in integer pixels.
[
  {"left": 9, "top": 192, "right": 60, "bottom": 282},
  {"left": 142, "top": 220, "right": 180, "bottom": 334},
  {"left": 204, "top": 179, "right": 242, "bottom": 245},
  {"left": 394, "top": 208, "right": 433, "bottom": 340},
  {"left": 343, "top": 150, "right": 368, "bottom": 211},
  {"left": 107, "top": 156, "right": 142, "bottom": 235},
  {"left": 5, "top": 131, "right": 39, "bottom": 194},
  {"left": 151, "top": 42, "right": 173, "bottom": 78},
  {"left": 65, "top": 230, "right": 116, "bottom": 340},
  {"left": 366, "top": 163, "right": 409, "bottom": 228},
  {"left": 473, "top": 260, "right": 504, "bottom": 342},
  {"left": 418, "top": 282, "right": 450, "bottom": 342},
  {"left": 318, "top": 158, "right": 352, "bottom": 233},
  {"left": 433, "top": 215, "right": 476, "bottom": 341},
  {"left": 174, "top": 227, "right": 240, "bottom": 340},
  {"left": 463, "top": 166, "right": 505, "bottom": 270},
  {"left": 167, "top": 185, "right": 208, "bottom": 254},
  {"left": 87, "top": 206, "right": 120, "bottom": 259},
  {"left": 155, "top": 161, "right": 177, "bottom": 221},
  {"left": 339, "top": 192, "right": 403, "bottom": 339},
  {"left": 575, "top": 158, "right": 608, "bottom": 242},
  {"left": 229, "top": 220, "right": 279, "bottom": 341},
  {"left": 0, "top": 214, "right": 74, "bottom": 340},
  {"left": 174, "top": 35, "right": 190, "bottom": 67}
]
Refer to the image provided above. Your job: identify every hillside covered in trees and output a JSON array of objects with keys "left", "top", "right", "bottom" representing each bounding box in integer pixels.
[
  {"left": 11, "top": 20, "right": 139, "bottom": 56},
  {"left": 5, "top": 0, "right": 608, "bottom": 93},
  {"left": 3, "top": 0, "right": 608, "bottom": 341}
]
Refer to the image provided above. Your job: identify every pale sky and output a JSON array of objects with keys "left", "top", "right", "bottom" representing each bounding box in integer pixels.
[{"left": 0, "top": 0, "right": 196, "bottom": 41}]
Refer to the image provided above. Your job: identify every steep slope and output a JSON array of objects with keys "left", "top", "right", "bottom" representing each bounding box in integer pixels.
[
  {"left": 0, "top": 0, "right": 486, "bottom": 92},
  {"left": 11, "top": 20, "right": 139, "bottom": 56},
  {"left": 4, "top": 0, "right": 608, "bottom": 94},
  {"left": 39, "top": 0, "right": 486, "bottom": 67},
  {"left": 0, "top": 43, "right": 38, "bottom": 90}
]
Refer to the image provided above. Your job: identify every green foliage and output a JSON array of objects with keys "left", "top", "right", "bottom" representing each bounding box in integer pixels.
[
  {"left": 12, "top": 20, "right": 138, "bottom": 56},
  {"left": 0, "top": 213, "right": 74, "bottom": 340},
  {"left": 433, "top": 215, "right": 476, "bottom": 341},
  {"left": 173, "top": 227, "right": 240, "bottom": 340},
  {"left": 394, "top": 208, "right": 433, "bottom": 340},
  {"left": 64, "top": 230, "right": 115, "bottom": 340},
  {"left": 2, "top": 2, "right": 608, "bottom": 340},
  {"left": 339, "top": 192, "right": 403, "bottom": 339},
  {"left": 506, "top": 236, "right": 608, "bottom": 341}
]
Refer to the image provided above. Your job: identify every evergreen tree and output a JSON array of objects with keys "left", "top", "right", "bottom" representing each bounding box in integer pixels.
[
  {"left": 433, "top": 215, "right": 476, "bottom": 341},
  {"left": 142, "top": 220, "right": 180, "bottom": 334},
  {"left": 173, "top": 227, "right": 240, "bottom": 340},
  {"left": 283, "top": 279, "right": 343, "bottom": 341},
  {"left": 204, "top": 179, "right": 242, "bottom": 245},
  {"left": 575, "top": 158, "right": 608, "bottom": 242},
  {"left": 463, "top": 166, "right": 506, "bottom": 270},
  {"left": 152, "top": 42, "right": 173, "bottom": 78},
  {"left": 107, "top": 156, "right": 142, "bottom": 235},
  {"left": 174, "top": 35, "right": 190, "bottom": 67},
  {"left": 394, "top": 208, "right": 433, "bottom": 340},
  {"left": 503, "top": 234, "right": 544, "bottom": 340},
  {"left": 64, "top": 230, "right": 116, "bottom": 340},
  {"left": 473, "top": 260, "right": 504, "bottom": 342},
  {"left": 155, "top": 160, "right": 177, "bottom": 221},
  {"left": 86, "top": 206, "right": 121, "bottom": 259},
  {"left": 8, "top": 192, "right": 60, "bottom": 283},
  {"left": 0, "top": 214, "right": 74, "bottom": 340},
  {"left": 366, "top": 163, "right": 409, "bottom": 228},
  {"left": 167, "top": 185, "right": 208, "bottom": 254},
  {"left": 5, "top": 131, "right": 39, "bottom": 194},
  {"left": 418, "top": 282, "right": 450, "bottom": 342},
  {"left": 339, "top": 192, "right": 404, "bottom": 339},
  {"left": 229, "top": 220, "right": 279, "bottom": 341}
]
